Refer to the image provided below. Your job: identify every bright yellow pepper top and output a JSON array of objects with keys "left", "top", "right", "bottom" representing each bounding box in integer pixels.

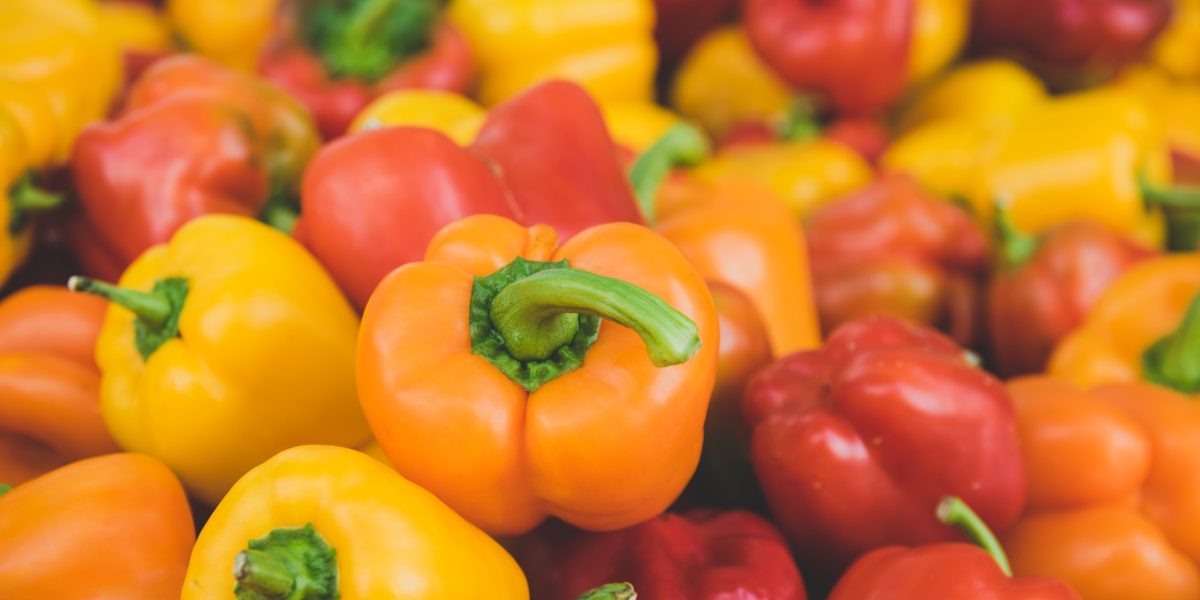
[
  {"left": 898, "top": 59, "right": 1047, "bottom": 132},
  {"left": 882, "top": 116, "right": 1009, "bottom": 201},
  {"left": 907, "top": 0, "right": 970, "bottom": 84},
  {"left": 350, "top": 90, "right": 487, "bottom": 144},
  {"left": 1153, "top": 0, "right": 1200, "bottom": 80},
  {"left": 183, "top": 445, "right": 529, "bottom": 599},
  {"left": 449, "top": 0, "right": 656, "bottom": 106},
  {"left": 168, "top": 0, "right": 277, "bottom": 72},
  {"left": 99, "top": 1, "right": 173, "bottom": 56},
  {"left": 599, "top": 100, "right": 683, "bottom": 153},
  {"left": 83, "top": 215, "right": 371, "bottom": 506},
  {"left": 1115, "top": 66, "right": 1200, "bottom": 160}
]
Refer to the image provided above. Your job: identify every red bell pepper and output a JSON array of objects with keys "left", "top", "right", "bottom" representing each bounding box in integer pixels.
[
  {"left": 259, "top": 0, "right": 473, "bottom": 139},
  {"left": 805, "top": 173, "right": 990, "bottom": 348},
  {"left": 298, "top": 80, "right": 642, "bottom": 308},
  {"left": 987, "top": 215, "right": 1154, "bottom": 377},
  {"left": 743, "top": 316, "right": 1027, "bottom": 580},
  {"left": 971, "top": 0, "right": 1173, "bottom": 85},
  {"left": 741, "top": 0, "right": 913, "bottom": 114},
  {"left": 513, "top": 509, "right": 807, "bottom": 600},
  {"left": 829, "top": 497, "right": 1080, "bottom": 600},
  {"left": 69, "top": 56, "right": 319, "bottom": 276}
]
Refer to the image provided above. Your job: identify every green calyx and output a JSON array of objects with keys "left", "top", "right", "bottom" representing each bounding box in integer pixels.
[
  {"left": 993, "top": 202, "right": 1039, "bottom": 269},
  {"left": 260, "top": 185, "right": 300, "bottom": 235},
  {"left": 8, "top": 173, "right": 63, "bottom": 235},
  {"left": 775, "top": 98, "right": 822, "bottom": 142},
  {"left": 937, "top": 496, "right": 1012, "bottom": 577},
  {"left": 576, "top": 583, "right": 638, "bottom": 600},
  {"left": 1139, "top": 174, "right": 1200, "bottom": 251},
  {"left": 234, "top": 524, "right": 338, "bottom": 600},
  {"left": 470, "top": 257, "right": 702, "bottom": 392},
  {"left": 301, "top": 0, "right": 437, "bottom": 82},
  {"left": 628, "top": 123, "right": 709, "bottom": 226},
  {"left": 68, "top": 276, "right": 188, "bottom": 361},
  {"left": 1143, "top": 291, "right": 1200, "bottom": 394}
]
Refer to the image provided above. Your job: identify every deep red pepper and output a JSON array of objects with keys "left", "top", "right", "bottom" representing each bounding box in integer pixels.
[
  {"left": 805, "top": 173, "right": 990, "bottom": 348},
  {"left": 741, "top": 0, "right": 913, "bottom": 114},
  {"left": 512, "top": 509, "right": 807, "bottom": 600},
  {"left": 971, "top": 0, "right": 1173, "bottom": 85},
  {"left": 259, "top": 0, "right": 473, "bottom": 139},
  {"left": 298, "top": 79, "right": 642, "bottom": 308},
  {"left": 743, "top": 316, "right": 1027, "bottom": 580},
  {"left": 653, "top": 0, "right": 738, "bottom": 69}
]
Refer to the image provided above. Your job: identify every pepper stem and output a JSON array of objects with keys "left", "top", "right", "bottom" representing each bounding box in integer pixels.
[
  {"left": 1139, "top": 174, "right": 1200, "bottom": 251},
  {"left": 309, "top": 0, "right": 437, "bottom": 81},
  {"left": 993, "top": 202, "right": 1038, "bottom": 268},
  {"left": 628, "top": 123, "right": 709, "bottom": 226},
  {"left": 576, "top": 583, "right": 638, "bottom": 600},
  {"left": 8, "top": 173, "right": 63, "bottom": 234},
  {"left": 491, "top": 267, "right": 700, "bottom": 368},
  {"left": 68, "top": 276, "right": 172, "bottom": 327},
  {"left": 1143, "top": 291, "right": 1200, "bottom": 394},
  {"left": 775, "top": 98, "right": 822, "bottom": 142},
  {"left": 937, "top": 496, "right": 1012, "bottom": 577},
  {"left": 233, "top": 524, "right": 337, "bottom": 600}
]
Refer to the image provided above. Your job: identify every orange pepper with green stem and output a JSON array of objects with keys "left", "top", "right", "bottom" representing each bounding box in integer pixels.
[{"left": 358, "top": 215, "right": 717, "bottom": 535}]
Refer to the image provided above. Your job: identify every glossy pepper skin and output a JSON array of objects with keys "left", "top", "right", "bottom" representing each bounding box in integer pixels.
[
  {"left": 0, "top": 286, "right": 117, "bottom": 485},
  {"left": 987, "top": 221, "right": 1154, "bottom": 377},
  {"left": 742, "top": 0, "right": 913, "bottom": 114},
  {"left": 70, "top": 56, "right": 320, "bottom": 277},
  {"left": 300, "top": 80, "right": 641, "bottom": 309},
  {"left": 743, "top": 316, "right": 1027, "bottom": 577},
  {"left": 72, "top": 215, "right": 371, "bottom": 506},
  {"left": 358, "top": 215, "right": 717, "bottom": 535},
  {"left": 259, "top": 0, "right": 474, "bottom": 139},
  {"left": 805, "top": 174, "right": 990, "bottom": 348},
  {"left": 1003, "top": 377, "right": 1200, "bottom": 599},
  {"left": 448, "top": 0, "right": 656, "bottom": 106},
  {"left": 0, "top": 453, "right": 195, "bottom": 599},
  {"left": 514, "top": 510, "right": 807, "bottom": 600},
  {"left": 971, "top": 0, "right": 1172, "bottom": 86},
  {"left": 184, "top": 445, "right": 528, "bottom": 599}
]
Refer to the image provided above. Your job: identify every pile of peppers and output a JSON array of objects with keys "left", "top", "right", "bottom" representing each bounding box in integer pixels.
[{"left": 4, "top": 1, "right": 1200, "bottom": 599}]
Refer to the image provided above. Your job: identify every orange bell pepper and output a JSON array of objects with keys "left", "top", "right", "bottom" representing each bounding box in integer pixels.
[
  {"left": 358, "top": 215, "right": 717, "bottom": 535},
  {"left": 0, "top": 453, "right": 195, "bottom": 599},
  {"left": 0, "top": 286, "right": 117, "bottom": 486},
  {"left": 1049, "top": 253, "right": 1200, "bottom": 392},
  {"left": 1003, "top": 377, "right": 1200, "bottom": 599}
]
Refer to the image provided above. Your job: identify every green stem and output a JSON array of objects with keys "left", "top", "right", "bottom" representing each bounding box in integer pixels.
[
  {"left": 993, "top": 202, "right": 1039, "bottom": 268},
  {"left": 937, "top": 496, "right": 1012, "bottom": 577},
  {"left": 1139, "top": 174, "right": 1200, "bottom": 251},
  {"left": 8, "top": 173, "right": 64, "bottom": 235},
  {"left": 576, "top": 583, "right": 637, "bottom": 600},
  {"left": 68, "top": 276, "right": 189, "bottom": 360},
  {"left": 628, "top": 123, "right": 709, "bottom": 226},
  {"left": 261, "top": 201, "right": 298, "bottom": 235},
  {"left": 309, "top": 0, "right": 437, "bottom": 81},
  {"left": 234, "top": 550, "right": 295, "bottom": 597},
  {"left": 1143, "top": 291, "right": 1200, "bottom": 394},
  {"left": 775, "top": 98, "right": 822, "bottom": 142},
  {"left": 234, "top": 524, "right": 337, "bottom": 600}
]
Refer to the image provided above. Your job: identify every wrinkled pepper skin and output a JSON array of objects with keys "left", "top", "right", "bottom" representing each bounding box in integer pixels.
[
  {"left": 70, "top": 56, "right": 320, "bottom": 275},
  {"left": 300, "top": 80, "right": 640, "bottom": 309},
  {"left": 514, "top": 510, "right": 807, "bottom": 600},
  {"left": 358, "top": 215, "right": 717, "bottom": 534},
  {"left": 184, "top": 445, "right": 528, "bottom": 599},
  {"left": 744, "top": 316, "right": 1026, "bottom": 577},
  {"left": 1003, "top": 378, "right": 1200, "bottom": 599},
  {"left": 742, "top": 0, "right": 913, "bottom": 114},
  {"left": 1050, "top": 253, "right": 1200, "bottom": 389},
  {"left": 971, "top": 0, "right": 1173, "bottom": 85},
  {"left": 988, "top": 223, "right": 1154, "bottom": 377},
  {"left": 0, "top": 453, "right": 195, "bottom": 599},
  {"left": 0, "top": 287, "right": 116, "bottom": 485},
  {"left": 448, "top": 0, "right": 656, "bottom": 106},
  {"left": 805, "top": 174, "right": 990, "bottom": 347},
  {"left": 85, "top": 215, "right": 370, "bottom": 505}
]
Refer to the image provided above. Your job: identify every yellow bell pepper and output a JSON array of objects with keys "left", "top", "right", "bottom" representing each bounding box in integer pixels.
[
  {"left": 349, "top": 90, "right": 486, "bottom": 144},
  {"left": 167, "top": 0, "right": 277, "bottom": 72},
  {"left": 0, "top": 104, "right": 62, "bottom": 288},
  {"left": 907, "top": 0, "right": 970, "bottom": 84},
  {"left": 0, "top": 83, "right": 61, "bottom": 170},
  {"left": 448, "top": 0, "right": 656, "bottom": 106},
  {"left": 897, "top": 59, "right": 1047, "bottom": 132},
  {"left": 599, "top": 100, "right": 682, "bottom": 153},
  {"left": 98, "top": 1, "right": 173, "bottom": 58},
  {"left": 1153, "top": 0, "right": 1200, "bottom": 80},
  {"left": 670, "top": 26, "right": 792, "bottom": 140},
  {"left": 183, "top": 445, "right": 529, "bottom": 599},
  {"left": 882, "top": 117, "right": 1007, "bottom": 200},
  {"left": 1115, "top": 66, "right": 1200, "bottom": 160},
  {"left": 68, "top": 215, "right": 371, "bottom": 506}
]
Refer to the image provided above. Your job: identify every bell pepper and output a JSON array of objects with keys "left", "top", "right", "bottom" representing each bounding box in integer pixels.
[
  {"left": 0, "top": 113, "right": 64, "bottom": 288},
  {"left": 598, "top": 100, "right": 684, "bottom": 154},
  {"left": 1002, "top": 377, "right": 1200, "bottom": 599},
  {"left": 0, "top": 453, "right": 195, "bottom": 599},
  {"left": 829, "top": 497, "right": 1080, "bottom": 599},
  {"left": 68, "top": 214, "right": 371, "bottom": 505},
  {"left": 0, "top": 81, "right": 67, "bottom": 169},
  {"left": 358, "top": 214, "right": 717, "bottom": 534},
  {"left": 895, "top": 59, "right": 1047, "bottom": 132},
  {"left": 98, "top": 0, "right": 174, "bottom": 95},
  {"left": 299, "top": 80, "right": 641, "bottom": 309},
  {"left": 0, "top": 286, "right": 116, "bottom": 485},
  {"left": 654, "top": 0, "right": 737, "bottom": 69},
  {"left": 70, "top": 55, "right": 320, "bottom": 276},
  {"left": 0, "top": 0, "right": 123, "bottom": 159},
  {"left": 1049, "top": 253, "right": 1200, "bottom": 393},
  {"left": 258, "top": 0, "right": 474, "bottom": 139},
  {"left": 987, "top": 215, "right": 1154, "bottom": 377},
  {"left": 970, "top": 0, "right": 1172, "bottom": 86},
  {"left": 447, "top": 0, "right": 656, "bottom": 106},
  {"left": 1115, "top": 66, "right": 1200, "bottom": 170},
  {"left": 184, "top": 445, "right": 527, "bottom": 599},
  {"left": 513, "top": 509, "right": 807, "bottom": 600},
  {"left": 805, "top": 173, "right": 990, "bottom": 347},
  {"left": 167, "top": 0, "right": 276, "bottom": 71},
  {"left": 742, "top": 0, "right": 913, "bottom": 115},
  {"left": 716, "top": 100, "right": 891, "bottom": 165},
  {"left": 743, "top": 316, "right": 1026, "bottom": 579},
  {"left": 349, "top": 89, "right": 485, "bottom": 143},
  {"left": 906, "top": 0, "right": 969, "bottom": 84},
  {"left": 1153, "top": 0, "right": 1200, "bottom": 80}
]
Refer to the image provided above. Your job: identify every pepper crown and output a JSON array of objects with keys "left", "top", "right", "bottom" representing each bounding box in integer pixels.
[
  {"left": 627, "top": 123, "right": 709, "bottom": 226},
  {"left": 68, "top": 276, "right": 189, "bottom": 360},
  {"left": 576, "top": 583, "right": 638, "bottom": 600},
  {"left": 234, "top": 523, "right": 338, "bottom": 600},
  {"left": 302, "top": 0, "right": 437, "bottom": 81},
  {"left": 1139, "top": 174, "right": 1200, "bottom": 251},
  {"left": 937, "top": 496, "right": 1013, "bottom": 577},
  {"left": 1143, "top": 291, "right": 1200, "bottom": 394},
  {"left": 8, "top": 173, "right": 63, "bottom": 235}
]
